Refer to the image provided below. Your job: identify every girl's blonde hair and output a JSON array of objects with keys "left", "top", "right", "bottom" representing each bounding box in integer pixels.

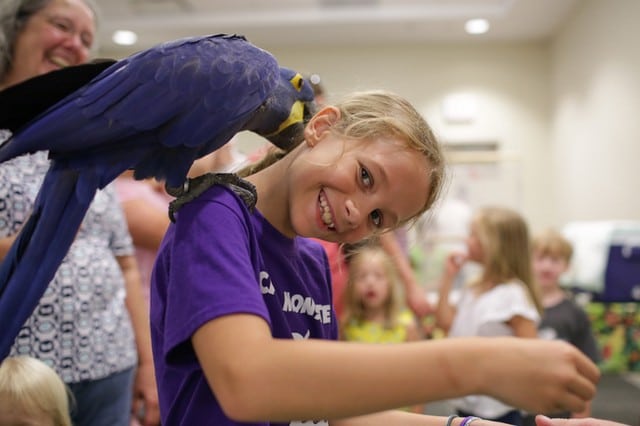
[
  {"left": 472, "top": 206, "right": 542, "bottom": 314},
  {"left": 0, "top": 356, "right": 72, "bottom": 426},
  {"left": 340, "top": 243, "right": 402, "bottom": 334},
  {"left": 240, "top": 90, "right": 446, "bottom": 226}
]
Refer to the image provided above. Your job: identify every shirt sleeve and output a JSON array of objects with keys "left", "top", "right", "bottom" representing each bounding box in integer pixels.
[
  {"left": 102, "top": 184, "right": 134, "bottom": 257},
  {"left": 159, "top": 191, "right": 270, "bottom": 363},
  {"left": 479, "top": 282, "right": 540, "bottom": 325}
]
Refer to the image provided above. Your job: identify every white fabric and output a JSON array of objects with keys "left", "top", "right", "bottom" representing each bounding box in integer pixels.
[{"left": 447, "top": 281, "right": 540, "bottom": 418}]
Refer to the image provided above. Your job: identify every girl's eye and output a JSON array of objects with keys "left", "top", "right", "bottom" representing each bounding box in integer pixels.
[
  {"left": 360, "top": 166, "right": 373, "bottom": 187},
  {"left": 370, "top": 209, "right": 383, "bottom": 228}
]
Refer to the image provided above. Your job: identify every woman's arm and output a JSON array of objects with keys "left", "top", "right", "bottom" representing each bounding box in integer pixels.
[
  {"left": 193, "top": 313, "right": 599, "bottom": 424},
  {"left": 118, "top": 255, "right": 161, "bottom": 426},
  {"left": 0, "top": 234, "right": 17, "bottom": 261},
  {"left": 120, "top": 197, "right": 169, "bottom": 251}
]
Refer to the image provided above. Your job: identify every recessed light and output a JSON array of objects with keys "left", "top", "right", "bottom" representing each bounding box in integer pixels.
[
  {"left": 112, "top": 30, "right": 138, "bottom": 46},
  {"left": 465, "top": 19, "right": 490, "bottom": 35}
]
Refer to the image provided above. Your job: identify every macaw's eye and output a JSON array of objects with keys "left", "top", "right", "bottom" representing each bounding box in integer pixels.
[{"left": 290, "top": 73, "right": 304, "bottom": 91}]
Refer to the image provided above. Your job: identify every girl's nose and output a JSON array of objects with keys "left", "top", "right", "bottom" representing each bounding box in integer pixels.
[{"left": 344, "top": 199, "right": 362, "bottom": 229}]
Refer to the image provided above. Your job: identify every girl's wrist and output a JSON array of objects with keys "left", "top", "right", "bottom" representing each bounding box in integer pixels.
[{"left": 445, "top": 415, "right": 482, "bottom": 426}]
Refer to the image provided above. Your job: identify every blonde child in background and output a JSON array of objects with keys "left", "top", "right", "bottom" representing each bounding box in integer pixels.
[
  {"left": 0, "top": 355, "right": 72, "bottom": 426},
  {"left": 340, "top": 243, "right": 423, "bottom": 413},
  {"left": 435, "top": 206, "right": 542, "bottom": 425},
  {"left": 523, "top": 229, "right": 601, "bottom": 425}
]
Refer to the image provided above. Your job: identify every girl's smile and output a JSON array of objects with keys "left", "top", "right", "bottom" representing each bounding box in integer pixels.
[{"left": 318, "top": 189, "right": 336, "bottom": 231}]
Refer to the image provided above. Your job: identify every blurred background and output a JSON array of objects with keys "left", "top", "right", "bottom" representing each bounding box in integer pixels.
[{"left": 91, "top": 1, "right": 639, "bottom": 423}]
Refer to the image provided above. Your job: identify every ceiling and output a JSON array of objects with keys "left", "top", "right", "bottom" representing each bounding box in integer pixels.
[{"left": 93, "top": 0, "right": 582, "bottom": 54}]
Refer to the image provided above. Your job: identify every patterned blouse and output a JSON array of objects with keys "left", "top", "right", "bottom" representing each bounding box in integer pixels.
[{"left": 0, "top": 144, "right": 138, "bottom": 383}]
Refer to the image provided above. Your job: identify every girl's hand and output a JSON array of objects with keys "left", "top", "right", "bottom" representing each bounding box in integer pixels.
[
  {"left": 476, "top": 339, "right": 600, "bottom": 415},
  {"left": 534, "top": 414, "right": 630, "bottom": 426},
  {"left": 443, "top": 252, "right": 467, "bottom": 279}
]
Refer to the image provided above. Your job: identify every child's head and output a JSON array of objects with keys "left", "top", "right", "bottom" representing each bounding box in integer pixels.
[
  {"left": 342, "top": 243, "right": 401, "bottom": 326},
  {"left": 256, "top": 90, "right": 446, "bottom": 243},
  {"left": 328, "top": 90, "right": 445, "bottom": 220},
  {"left": 467, "top": 206, "right": 542, "bottom": 312},
  {"left": 531, "top": 228, "right": 573, "bottom": 291},
  {"left": 0, "top": 356, "right": 72, "bottom": 426}
]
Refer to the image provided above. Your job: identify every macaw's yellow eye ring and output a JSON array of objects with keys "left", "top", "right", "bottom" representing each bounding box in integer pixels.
[{"left": 290, "top": 73, "right": 304, "bottom": 92}]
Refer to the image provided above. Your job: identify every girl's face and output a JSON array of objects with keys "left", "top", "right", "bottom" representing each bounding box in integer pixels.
[
  {"left": 286, "top": 107, "right": 431, "bottom": 243},
  {"left": 466, "top": 220, "right": 484, "bottom": 263},
  {"left": 532, "top": 251, "right": 568, "bottom": 291},
  {"left": 352, "top": 254, "right": 391, "bottom": 311},
  {"left": 6, "top": 0, "right": 95, "bottom": 86}
]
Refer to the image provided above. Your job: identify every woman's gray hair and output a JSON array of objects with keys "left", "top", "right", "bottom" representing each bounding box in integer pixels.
[{"left": 0, "top": 0, "right": 100, "bottom": 81}]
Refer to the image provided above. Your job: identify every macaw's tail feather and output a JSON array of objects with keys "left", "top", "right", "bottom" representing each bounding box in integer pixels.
[{"left": 0, "top": 166, "right": 95, "bottom": 359}]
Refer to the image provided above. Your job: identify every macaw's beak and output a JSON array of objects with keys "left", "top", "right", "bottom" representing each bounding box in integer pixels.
[{"left": 262, "top": 98, "right": 317, "bottom": 151}]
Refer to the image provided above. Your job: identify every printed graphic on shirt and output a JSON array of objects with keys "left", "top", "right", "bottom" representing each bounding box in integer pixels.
[
  {"left": 259, "top": 270, "right": 333, "bottom": 325},
  {"left": 292, "top": 330, "right": 311, "bottom": 340},
  {"left": 538, "top": 327, "right": 559, "bottom": 340}
]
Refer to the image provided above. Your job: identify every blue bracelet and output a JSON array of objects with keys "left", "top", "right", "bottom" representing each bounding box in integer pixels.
[
  {"left": 460, "top": 416, "right": 481, "bottom": 426},
  {"left": 446, "top": 415, "right": 458, "bottom": 426}
]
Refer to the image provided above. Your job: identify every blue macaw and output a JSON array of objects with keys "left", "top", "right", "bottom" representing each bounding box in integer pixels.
[{"left": 0, "top": 33, "right": 316, "bottom": 359}]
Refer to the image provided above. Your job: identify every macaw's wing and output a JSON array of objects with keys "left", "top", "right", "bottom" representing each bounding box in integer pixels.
[
  {"left": 0, "top": 34, "right": 290, "bottom": 360},
  {"left": 0, "top": 164, "right": 97, "bottom": 359},
  {"left": 0, "top": 60, "right": 116, "bottom": 132},
  {"left": 0, "top": 33, "right": 280, "bottom": 187}
]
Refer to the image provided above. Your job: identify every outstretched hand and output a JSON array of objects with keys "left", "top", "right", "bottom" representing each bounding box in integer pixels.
[
  {"left": 534, "top": 415, "right": 630, "bottom": 426},
  {"left": 476, "top": 339, "right": 600, "bottom": 415}
]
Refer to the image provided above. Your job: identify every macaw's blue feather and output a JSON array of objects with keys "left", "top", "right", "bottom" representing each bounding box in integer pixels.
[
  {"left": 0, "top": 33, "right": 316, "bottom": 360},
  {"left": 0, "top": 165, "right": 94, "bottom": 359}
]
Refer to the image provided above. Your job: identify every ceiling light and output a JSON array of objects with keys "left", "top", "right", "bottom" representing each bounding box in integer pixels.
[
  {"left": 112, "top": 30, "right": 138, "bottom": 46},
  {"left": 465, "top": 19, "right": 490, "bottom": 35}
]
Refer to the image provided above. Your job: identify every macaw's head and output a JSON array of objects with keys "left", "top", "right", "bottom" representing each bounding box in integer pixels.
[{"left": 247, "top": 67, "right": 317, "bottom": 151}]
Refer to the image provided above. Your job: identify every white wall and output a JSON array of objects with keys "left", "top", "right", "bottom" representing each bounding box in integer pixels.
[
  {"left": 235, "top": 43, "right": 554, "bottom": 230},
  {"left": 100, "top": 1, "right": 640, "bottom": 231},
  {"left": 551, "top": 0, "right": 640, "bottom": 225}
]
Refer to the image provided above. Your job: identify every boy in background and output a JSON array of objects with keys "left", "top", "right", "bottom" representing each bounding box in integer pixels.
[{"left": 524, "top": 229, "right": 601, "bottom": 424}]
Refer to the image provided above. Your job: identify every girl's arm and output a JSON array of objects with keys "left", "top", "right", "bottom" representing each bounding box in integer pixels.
[
  {"left": 507, "top": 315, "right": 539, "bottom": 338},
  {"left": 192, "top": 313, "right": 599, "bottom": 424},
  {"left": 332, "top": 411, "right": 513, "bottom": 426},
  {"left": 534, "top": 415, "right": 629, "bottom": 426},
  {"left": 434, "top": 253, "right": 464, "bottom": 331},
  {"left": 379, "top": 232, "right": 432, "bottom": 318}
]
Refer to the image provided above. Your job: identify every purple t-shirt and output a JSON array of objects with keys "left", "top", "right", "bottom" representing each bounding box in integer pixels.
[{"left": 150, "top": 184, "right": 337, "bottom": 425}]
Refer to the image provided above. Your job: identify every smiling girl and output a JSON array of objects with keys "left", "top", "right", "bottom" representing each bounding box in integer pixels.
[{"left": 150, "top": 92, "right": 600, "bottom": 426}]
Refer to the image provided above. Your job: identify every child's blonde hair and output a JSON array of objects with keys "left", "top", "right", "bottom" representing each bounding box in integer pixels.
[
  {"left": 340, "top": 243, "right": 402, "bottom": 333},
  {"left": 532, "top": 228, "right": 573, "bottom": 263},
  {"left": 0, "top": 356, "right": 72, "bottom": 426},
  {"left": 472, "top": 206, "right": 542, "bottom": 314},
  {"left": 240, "top": 90, "right": 446, "bottom": 226}
]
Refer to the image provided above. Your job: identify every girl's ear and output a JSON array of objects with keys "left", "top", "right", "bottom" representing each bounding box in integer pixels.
[{"left": 304, "top": 106, "right": 341, "bottom": 147}]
